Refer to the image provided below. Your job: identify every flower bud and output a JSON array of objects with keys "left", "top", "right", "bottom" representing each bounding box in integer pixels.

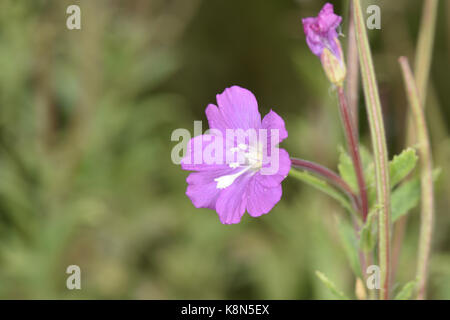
[
  {"left": 320, "top": 39, "right": 346, "bottom": 86},
  {"left": 302, "top": 3, "right": 346, "bottom": 86}
]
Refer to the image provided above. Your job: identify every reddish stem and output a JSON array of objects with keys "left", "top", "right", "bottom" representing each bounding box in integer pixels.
[
  {"left": 291, "top": 157, "right": 361, "bottom": 213},
  {"left": 337, "top": 86, "right": 369, "bottom": 221}
]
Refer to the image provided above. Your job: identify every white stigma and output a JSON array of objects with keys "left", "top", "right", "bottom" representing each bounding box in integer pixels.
[
  {"left": 214, "top": 143, "right": 264, "bottom": 189},
  {"left": 214, "top": 167, "right": 251, "bottom": 189}
]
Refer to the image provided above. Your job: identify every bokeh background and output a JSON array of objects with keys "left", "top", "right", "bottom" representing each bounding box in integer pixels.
[{"left": 0, "top": 0, "right": 449, "bottom": 299}]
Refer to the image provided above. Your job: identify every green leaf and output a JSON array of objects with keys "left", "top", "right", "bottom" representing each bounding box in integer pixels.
[
  {"left": 359, "top": 207, "right": 379, "bottom": 252},
  {"left": 337, "top": 216, "right": 362, "bottom": 278},
  {"left": 315, "top": 271, "right": 350, "bottom": 300},
  {"left": 338, "top": 147, "right": 357, "bottom": 192},
  {"left": 391, "top": 177, "right": 420, "bottom": 222},
  {"left": 394, "top": 280, "right": 417, "bottom": 300},
  {"left": 389, "top": 148, "right": 418, "bottom": 188},
  {"left": 288, "top": 169, "right": 355, "bottom": 215},
  {"left": 391, "top": 169, "right": 441, "bottom": 222},
  {"left": 338, "top": 146, "right": 374, "bottom": 193}
]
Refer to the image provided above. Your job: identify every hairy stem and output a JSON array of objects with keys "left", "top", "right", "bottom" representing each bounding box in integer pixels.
[
  {"left": 291, "top": 157, "right": 360, "bottom": 211},
  {"left": 353, "top": 0, "right": 392, "bottom": 299},
  {"left": 399, "top": 57, "right": 434, "bottom": 300},
  {"left": 337, "top": 86, "right": 368, "bottom": 222}
]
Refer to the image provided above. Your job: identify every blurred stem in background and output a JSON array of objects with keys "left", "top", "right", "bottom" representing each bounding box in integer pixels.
[
  {"left": 399, "top": 57, "right": 434, "bottom": 300},
  {"left": 393, "top": 0, "right": 438, "bottom": 300},
  {"left": 345, "top": 0, "right": 359, "bottom": 132}
]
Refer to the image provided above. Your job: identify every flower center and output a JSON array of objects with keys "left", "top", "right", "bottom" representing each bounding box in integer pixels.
[{"left": 214, "top": 143, "right": 264, "bottom": 189}]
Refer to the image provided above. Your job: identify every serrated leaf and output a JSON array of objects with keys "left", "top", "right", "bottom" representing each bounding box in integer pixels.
[
  {"left": 394, "top": 280, "right": 417, "bottom": 300},
  {"left": 337, "top": 216, "right": 362, "bottom": 278},
  {"left": 288, "top": 169, "right": 355, "bottom": 215},
  {"left": 389, "top": 148, "right": 418, "bottom": 188},
  {"left": 315, "top": 271, "right": 350, "bottom": 300}
]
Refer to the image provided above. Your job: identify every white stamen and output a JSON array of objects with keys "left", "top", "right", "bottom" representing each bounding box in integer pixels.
[
  {"left": 216, "top": 142, "right": 264, "bottom": 189},
  {"left": 238, "top": 143, "right": 248, "bottom": 150},
  {"left": 229, "top": 162, "right": 240, "bottom": 168}
]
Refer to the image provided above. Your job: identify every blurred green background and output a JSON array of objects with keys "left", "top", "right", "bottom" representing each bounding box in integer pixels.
[{"left": 0, "top": 0, "right": 449, "bottom": 299}]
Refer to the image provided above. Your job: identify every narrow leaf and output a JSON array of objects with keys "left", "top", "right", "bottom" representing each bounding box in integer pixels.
[
  {"left": 337, "top": 216, "right": 362, "bottom": 278},
  {"left": 394, "top": 280, "right": 417, "bottom": 300},
  {"left": 315, "top": 271, "right": 350, "bottom": 300},
  {"left": 359, "top": 207, "right": 379, "bottom": 252}
]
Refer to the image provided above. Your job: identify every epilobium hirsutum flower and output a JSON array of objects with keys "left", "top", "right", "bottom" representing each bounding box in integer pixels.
[
  {"left": 181, "top": 86, "right": 291, "bottom": 224},
  {"left": 302, "top": 3, "right": 346, "bottom": 86}
]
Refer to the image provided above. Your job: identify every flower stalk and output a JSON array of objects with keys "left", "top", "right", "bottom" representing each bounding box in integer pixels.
[
  {"left": 399, "top": 57, "right": 434, "bottom": 300},
  {"left": 353, "top": 0, "right": 392, "bottom": 299},
  {"left": 291, "top": 157, "right": 361, "bottom": 212},
  {"left": 337, "top": 86, "right": 368, "bottom": 222}
]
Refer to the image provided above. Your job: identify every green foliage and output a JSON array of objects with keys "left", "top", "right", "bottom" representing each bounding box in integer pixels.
[
  {"left": 337, "top": 217, "right": 362, "bottom": 279},
  {"left": 315, "top": 271, "right": 350, "bottom": 300},
  {"left": 391, "top": 178, "right": 421, "bottom": 222},
  {"left": 389, "top": 148, "right": 419, "bottom": 187},
  {"left": 338, "top": 148, "right": 419, "bottom": 219},
  {"left": 288, "top": 169, "right": 355, "bottom": 215},
  {"left": 394, "top": 280, "right": 417, "bottom": 300},
  {"left": 359, "top": 207, "right": 379, "bottom": 252}
]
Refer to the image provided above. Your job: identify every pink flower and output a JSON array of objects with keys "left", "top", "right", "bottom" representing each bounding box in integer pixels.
[
  {"left": 302, "top": 3, "right": 342, "bottom": 60},
  {"left": 181, "top": 86, "right": 291, "bottom": 224},
  {"left": 302, "top": 3, "right": 346, "bottom": 85}
]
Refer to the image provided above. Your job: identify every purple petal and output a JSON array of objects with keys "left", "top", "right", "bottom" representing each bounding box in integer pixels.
[
  {"left": 261, "top": 109, "right": 288, "bottom": 144},
  {"left": 215, "top": 86, "right": 262, "bottom": 130},
  {"left": 205, "top": 103, "right": 228, "bottom": 133},
  {"left": 257, "top": 148, "right": 291, "bottom": 187},
  {"left": 215, "top": 175, "right": 250, "bottom": 224},
  {"left": 246, "top": 179, "right": 282, "bottom": 217},
  {"left": 181, "top": 134, "right": 227, "bottom": 171},
  {"left": 186, "top": 169, "right": 232, "bottom": 209},
  {"left": 302, "top": 3, "right": 342, "bottom": 59}
]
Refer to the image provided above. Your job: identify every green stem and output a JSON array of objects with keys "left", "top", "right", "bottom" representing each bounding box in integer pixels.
[
  {"left": 346, "top": 0, "right": 360, "bottom": 131},
  {"left": 353, "top": 0, "right": 392, "bottom": 300},
  {"left": 394, "top": 0, "right": 439, "bottom": 291},
  {"left": 399, "top": 57, "right": 434, "bottom": 300},
  {"left": 414, "top": 0, "right": 438, "bottom": 106},
  {"left": 406, "top": 0, "right": 439, "bottom": 144}
]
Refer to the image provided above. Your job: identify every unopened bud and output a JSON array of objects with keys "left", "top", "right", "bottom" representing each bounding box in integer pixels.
[{"left": 320, "top": 40, "right": 346, "bottom": 86}]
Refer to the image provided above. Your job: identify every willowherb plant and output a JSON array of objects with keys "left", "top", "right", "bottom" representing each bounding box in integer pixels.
[{"left": 179, "top": 1, "right": 436, "bottom": 300}]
